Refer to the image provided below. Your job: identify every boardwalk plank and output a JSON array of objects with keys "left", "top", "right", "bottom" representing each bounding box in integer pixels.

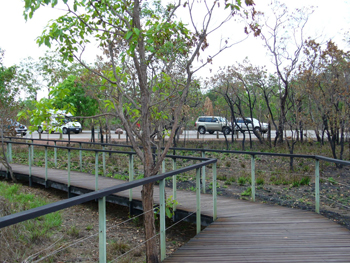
[{"left": 1, "top": 163, "right": 350, "bottom": 263}]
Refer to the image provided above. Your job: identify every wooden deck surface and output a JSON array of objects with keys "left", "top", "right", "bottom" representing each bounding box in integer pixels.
[{"left": 2, "top": 164, "right": 350, "bottom": 262}]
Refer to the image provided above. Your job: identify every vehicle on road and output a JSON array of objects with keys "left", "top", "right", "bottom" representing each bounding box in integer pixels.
[
  {"left": 233, "top": 118, "right": 268, "bottom": 133},
  {"left": 0, "top": 119, "right": 27, "bottom": 136},
  {"left": 38, "top": 110, "right": 82, "bottom": 134},
  {"left": 194, "top": 116, "right": 231, "bottom": 135}
]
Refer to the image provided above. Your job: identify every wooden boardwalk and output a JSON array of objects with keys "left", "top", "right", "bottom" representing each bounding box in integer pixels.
[{"left": 1, "top": 164, "right": 350, "bottom": 262}]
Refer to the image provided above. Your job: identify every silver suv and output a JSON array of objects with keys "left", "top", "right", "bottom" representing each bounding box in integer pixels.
[
  {"left": 233, "top": 118, "right": 268, "bottom": 133},
  {"left": 195, "top": 116, "right": 231, "bottom": 135}
]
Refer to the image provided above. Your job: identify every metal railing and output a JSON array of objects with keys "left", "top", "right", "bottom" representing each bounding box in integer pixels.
[
  {"left": 4, "top": 137, "right": 350, "bottom": 214},
  {"left": 1, "top": 139, "right": 217, "bottom": 262},
  {"left": 2, "top": 137, "right": 350, "bottom": 261}
]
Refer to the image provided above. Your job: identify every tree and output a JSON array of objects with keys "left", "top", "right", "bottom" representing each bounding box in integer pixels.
[
  {"left": 299, "top": 40, "right": 350, "bottom": 163},
  {"left": 208, "top": 60, "right": 273, "bottom": 149},
  {"left": 39, "top": 50, "right": 85, "bottom": 98},
  {"left": 50, "top": 75, "right": 99, "bottom": 127},
  {"left": 0, "top": 48, "right": 19, "bottom": 181},
  {"left": 15, "top": 57, "right": 43, "bottom": 100},
  {"left": 23, "top": 1, "right": 257, "bottom": 261},
  {"left": 258, "top": 2, "right": 313, "bottom": 144},
  {"left": 204, "top": 97, "right": 214, "bottom": 116}
]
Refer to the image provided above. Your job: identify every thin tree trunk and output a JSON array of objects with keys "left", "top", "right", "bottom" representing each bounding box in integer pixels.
[{"left": 142, "top": 182, "right": 158, "bottom": 263}]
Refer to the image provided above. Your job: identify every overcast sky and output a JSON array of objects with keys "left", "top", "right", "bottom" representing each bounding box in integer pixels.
[{"left": 1, "top": 0, "right": 349, "bottom": 80}]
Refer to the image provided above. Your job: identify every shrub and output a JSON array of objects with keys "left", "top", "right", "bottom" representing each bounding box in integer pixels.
[
  {"left": 300, "top": 177, "right": 311, "bottom": 185},
  {"left": 256, "top": 177, "right": 264, "bottom": 185},
  {"left": 292, "top": 180, "right": 300, "bottom": 187},
  {"left": 238, "top": 176, "right": 247, "bottom": 186},
  {"left": 241, "top": 187, "right": 252, "bottom": 196}
]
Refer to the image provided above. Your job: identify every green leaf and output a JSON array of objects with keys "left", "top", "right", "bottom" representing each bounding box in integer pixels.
[
  {"left": 165, "top": 208, "right": 172, "bottom": 218},
  {"left": 125, "top": 31, "right": 133, "bottom": 40},
  {"left": 133, "top": 27, "right": 140, "bottom": 36},
  {"left": 44, "top": 37, "right": 51, "bottom": 48}
]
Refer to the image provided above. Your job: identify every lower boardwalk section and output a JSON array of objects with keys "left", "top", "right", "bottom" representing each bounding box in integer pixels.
[
  {"left": 164, "top": 203, "right": 350, "bottom": 262},
  {"left": 1, "top": 164, "right": 350, "bottom": 262}
]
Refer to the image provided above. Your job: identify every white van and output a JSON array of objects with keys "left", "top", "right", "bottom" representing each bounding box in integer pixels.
[{"left": 38, "top": 110, "right": 82, "bottom": 134}]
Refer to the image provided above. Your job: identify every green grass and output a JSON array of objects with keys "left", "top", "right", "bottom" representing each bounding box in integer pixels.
[
  {"left": 238, "top": 176, "right": 247, "bottom": 186},
  {"left": 0, "top": 181, "right": 62, "bottom": 242},
  {"left": 328, "top": 177, "right": 337, "bottom": 184},
  {"left": 256, "top": 177, "right": 264, "bottom": 185},
  {"left": 300, "top": 176, "right": 311, "bottom": 186},
  {"left": 241, "top": 187, "right": 252, "bottom": 196}
]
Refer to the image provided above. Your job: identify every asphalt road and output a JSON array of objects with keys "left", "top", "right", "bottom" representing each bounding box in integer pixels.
[{"left": 19, "top": 129, "right": 316, "bottom": 141}]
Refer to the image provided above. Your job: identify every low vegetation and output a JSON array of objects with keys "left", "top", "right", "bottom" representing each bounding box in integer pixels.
[{"left": 0, "top": 180, "right": 197, "bottom": 262}]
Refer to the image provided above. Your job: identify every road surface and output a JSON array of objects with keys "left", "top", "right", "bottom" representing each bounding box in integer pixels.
[{"left": 18, "top": 129, "right": 316, "bottom": 141}]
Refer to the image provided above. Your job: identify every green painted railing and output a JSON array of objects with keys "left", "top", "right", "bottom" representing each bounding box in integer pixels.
[
  {"left": 1, "top": 139, "right": 218, "bottom": 262},
  {"left": 2, "top": 137, "right": 350, "bottom": 261}
]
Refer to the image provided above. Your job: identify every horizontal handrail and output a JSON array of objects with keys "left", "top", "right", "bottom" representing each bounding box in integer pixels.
[
  {"left": 6, "top": 138, "right": 350, "bottom": 164},
  {"left": 5, "top": 136, "right": 133, "bottom": 149},
  {"left": 315, "top": 155, "right": 350, "bottom": 166},
  {"left": 3, "top": 140, "right": 213, "bottom": 162},
  {"left": 1, "top": 137, "right": 319, "bottom": 159},
  {"left": 0, "top": 159, "right": 216, "bottom": 229}
]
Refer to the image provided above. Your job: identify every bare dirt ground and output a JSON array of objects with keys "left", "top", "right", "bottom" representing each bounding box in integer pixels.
[{"left": 0, "top": 183, "right": 197, "bottom": 263}]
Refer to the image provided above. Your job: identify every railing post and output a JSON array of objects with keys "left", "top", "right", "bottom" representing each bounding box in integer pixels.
[
  {"left": 68, "top": 149, "right": 71, "bottom": 197},
  {"left": 8, "top": 140, "right": 12, "bottom": 163},
  {"left": 54, "top": 141, "right": 57, "bottom": 168},
  {"left": 95, "top": 151, "right": 99, "bottom": 191},
  {"left": 28, "top": 145, "right": 32, "bottom": 187},
  {"left": 79, "top": 142, "right": 82, "bottom": 172},
  {"left": 31, "top": 140, "right": 34, "bottom": 163},
  {"left": 129, "top": 154, "right": 134, "bottom": 202},
  {"left": 251, "top": 155, "right": 256, "bottom": 202},
  {"left": 6, "top": 142, "right": 9, "bottom": 165},
  {"left": 196, "top": 167, "right": 201, "bottom": 234},
  {"left": 315, "top": 158, "right": 320, "bottom": 214},
  {"left": 98, "top": 197, "right": 106, "bottom": 263},
  {"left": 162, "top": 159, "right": 165, "bottom": 173},
  {"left": 159, "top": 178, "right": 166, "bottom": 261},
  {"left": 102, "top": 145, "right": 106, "bottom": 176},
  {"left": 213, "top": 162, "right": 217, "bottom": 221},
  {"left": 45, "top": 146, "right": 48, "bottom": 188},
  {"left": 201, "top": 151, "right": 206, "bottom": 193},
  {"left": 172, "top": 158, "right": 177, "bottom": 213}
]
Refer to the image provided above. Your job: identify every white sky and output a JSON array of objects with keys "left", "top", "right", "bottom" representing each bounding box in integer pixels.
[{"left": 1, "top": 0, "right": 349, "bottom": 87}]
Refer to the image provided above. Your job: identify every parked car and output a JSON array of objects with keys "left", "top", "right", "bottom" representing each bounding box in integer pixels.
[
  {"left": 233, "top": 118, "right": 268, "bottom": 133},
  {"left": 0, "top": 119, "right": 27, "bottom": 136},
  {"left": 194, "top": 116, "right": 231, "bottom": 135},
  {"left": 13, "top": 121, "right": 28, "bottom": 136},
  {"left": 38, "top": 110, "right": 82, "bottom": 134}
]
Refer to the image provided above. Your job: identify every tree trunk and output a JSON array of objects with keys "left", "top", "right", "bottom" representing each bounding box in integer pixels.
[
  {"left": 277, "top": 118, "right": 284, "bottom": 143},
  {"left": 314, "top": 129, "right": 321, "bottom": 142},
  {"left": 91, "top": 124, "right": 95, "bottom": 143},
  {"left": 142, "top": 182, "right": 159, "bottom": 263}
]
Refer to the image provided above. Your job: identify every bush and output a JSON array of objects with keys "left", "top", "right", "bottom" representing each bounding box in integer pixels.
[
  {"left": 256, "top": 177, "right": 264, "bottom": 185},
  {"left": 241, "top": 187, "right": 252, "bottom": 196},
  {"left": 300, "top": 177, "right": 311, "bottom": 186},
  {"left": 238, "top": 176, "right": 247, "bottom": 186}
]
